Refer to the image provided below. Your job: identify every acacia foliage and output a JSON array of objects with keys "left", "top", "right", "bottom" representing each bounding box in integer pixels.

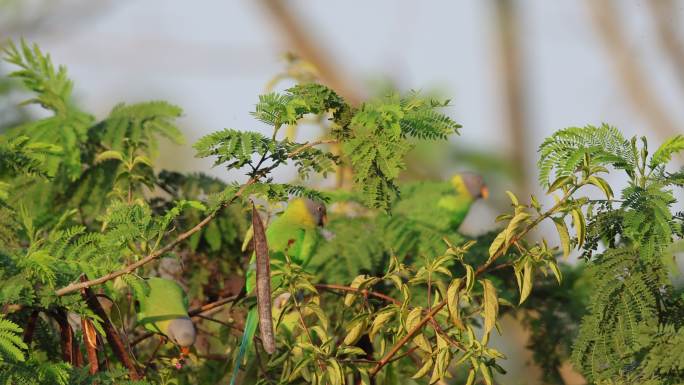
[{"left": 0, "top": 40, "right": 683, "bottom": 385}]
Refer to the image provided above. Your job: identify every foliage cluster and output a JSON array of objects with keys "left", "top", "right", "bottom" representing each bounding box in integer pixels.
[{"left": 0, "top": 40, "right": 683, "bottom": 385}]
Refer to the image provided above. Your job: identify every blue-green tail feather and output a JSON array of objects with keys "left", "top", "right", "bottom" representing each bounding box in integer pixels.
[{"left": 229, "top": 308, "right": 258, "bottom": 385}]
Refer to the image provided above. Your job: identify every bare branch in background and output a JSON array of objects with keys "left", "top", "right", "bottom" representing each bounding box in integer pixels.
[
  {"left": 647, "top": 0, "right": 684, "bottom": 95},
  {"left": 492, "top": 0, "right": 532, "bottom": 198},
  {"left": 258, "top": 0, "right": 363, "bottom": 106},
  {"left": 587, "top": 0, "right": 680, "bottom": 140}
]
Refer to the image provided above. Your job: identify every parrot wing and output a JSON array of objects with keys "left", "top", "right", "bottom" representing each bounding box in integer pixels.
[{"left": 137, "top": 277, "right": 191, "bottom": 338}]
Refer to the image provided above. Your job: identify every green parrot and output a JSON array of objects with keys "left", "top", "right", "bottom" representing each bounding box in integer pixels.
[
  {"left": 230, "top": 197, "right": 327, "bottom": 385},
  {"left": 310, "top": 172, "right": 488, "bottom": 279},
  {"left": 136, "top": 277, "right": 196, "bottom": 352},
  {"left": 393, "top": 172, "right": 488, "bottom": 232}
]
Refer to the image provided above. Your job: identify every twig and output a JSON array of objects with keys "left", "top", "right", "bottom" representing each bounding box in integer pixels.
[
  {"left": 288, "top": 139, "right": 338, "bottom": 157},
  {"left": 188, "top": 295, "right": 239, "bottom": 316},
  {"left": 194, "top": 314, "right": 232, "bottom": 328},
  {"left": 292, "top": 295, "right": 327, "bottom": 372},
  {"left": 143, "top": 336, "right": 165, "bottom": 373},
  {"left": 314, "top": 284, "right": 401, "bottom": 305}
]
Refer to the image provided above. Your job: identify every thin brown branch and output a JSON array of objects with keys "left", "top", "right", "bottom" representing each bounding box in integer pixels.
[
  {"left": 292, "top": 295, "right": 327, "bottom": 372},
  {"left": 143, "top": 336, "right": 165, "bottom": 373},
  {"left": 587, "top": 0, "right": 680, "bottom": 140},
  {"left": 314, "top": 283, "right": 401, "bottom": 305},
  {"left": 188, "top": 295, "right": 239, "bottom": 316},
  {"left": 288, "top": 139, "right": 338, "bottom": 157}
]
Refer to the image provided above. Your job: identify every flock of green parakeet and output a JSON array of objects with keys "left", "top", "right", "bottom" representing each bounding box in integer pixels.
[{"left": 133, "top": 172, "right": 487, "bottom": 385}]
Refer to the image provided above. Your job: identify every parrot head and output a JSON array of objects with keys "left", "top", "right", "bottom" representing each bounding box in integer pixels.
[
  {"left": 285, "top": 197, "right": 327, "bottom": 228},
  {"left": 303, "top": 198, "right": 327, "bottom": 226},
  {"left": 451, "top": 172, "right": 488, "bottom": 200},
  {"left": 166, "top": 317, "right": 197, "bottom": 348}
]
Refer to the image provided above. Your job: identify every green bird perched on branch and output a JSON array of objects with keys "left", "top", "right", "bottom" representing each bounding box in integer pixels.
[
  {"left": 309, "top": 172, "right": 488, "bottom": 282},
  {"left": 394, "top": 172, "right": 488, "bottom": 231},
  {"left": 230, "top": 197, "right": 327, "bottom": 385},
  {"left": 136, "top": 277, "right": 196, "bottom": 355}
]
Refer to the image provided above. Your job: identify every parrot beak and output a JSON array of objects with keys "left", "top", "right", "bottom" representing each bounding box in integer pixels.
[
  {"left": 480, "top": 186, "right": 489, "bottom": 200},
  {"left": 320, "top": 212, "right": 328, "bottom": 227},
  {"left": 180, "top": 346, "right": 190, "bottom": 356}
]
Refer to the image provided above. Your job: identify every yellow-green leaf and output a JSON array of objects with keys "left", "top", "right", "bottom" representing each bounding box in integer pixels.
[
  {"left": 547, "top": 175, "right": 572, "bottom": 194},
  {"left": 547, "top": 261, "right": 562, "bottom": 284},
  {"left": 481, "top": 279, "right": 498, "bottom": 335},
  {"left": 488, "top": 230, "right": 507, "bottom": 259},
  {"left": 505, "top": 211, "right": 530, "bottom": 244},
  {"left": 571, "top": 208, "right": 586, "bottom": 249},
  {"left": 465, "top": 368, "right": 476, "bottom": 385},
  {"left": 406, "top": 306, "right": 423, "bottom": 331},
  {"left": 447, "top": 278, "right": 465, "bottom": 330},
  {"left": 465, "top": 264, "right": 475, "bottom": 292},
  {"left": 505, "top": 190, "right": 519, "bottom": 206},
  {"left": 343, "top": 318, "right": 366, "bottom": 346},
  {"left": 369, "top": 308, "right": 395, "bottom": 340},
  {"left": 552, "top": 217, "right": 571, "bottom": 259},
  {"left": 411, "top": 358, "right": 434, "bottom": 379},
  {"left": 94, "top": 150, "right": 123, "bottom": 163},
  {"left": 587, "top": 176, "right": 613, "bottom": 200},
  {"left": 326, "top": 359, "right": 343, "bottom": 385},
  {"left": 519, "top": 262, "right": 534, "bottom": 305},
  {"left": 413, "top": 333, "right": 432, "bottom": 353},
  {"left": 481, "top": 365, "right": 493, "bottom": 385}
]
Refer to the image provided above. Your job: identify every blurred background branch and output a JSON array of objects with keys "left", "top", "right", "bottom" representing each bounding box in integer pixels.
[
  {"left": 647, "top": 0, "right": 684, "bottom": 97},
  {"left": 587, "top": 0, "right": 681, "bottom": 141}
]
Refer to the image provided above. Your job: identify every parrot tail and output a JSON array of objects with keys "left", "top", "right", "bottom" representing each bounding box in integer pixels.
[{"left": 229, "top": 308, "right": 258, "bottom": 385}]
